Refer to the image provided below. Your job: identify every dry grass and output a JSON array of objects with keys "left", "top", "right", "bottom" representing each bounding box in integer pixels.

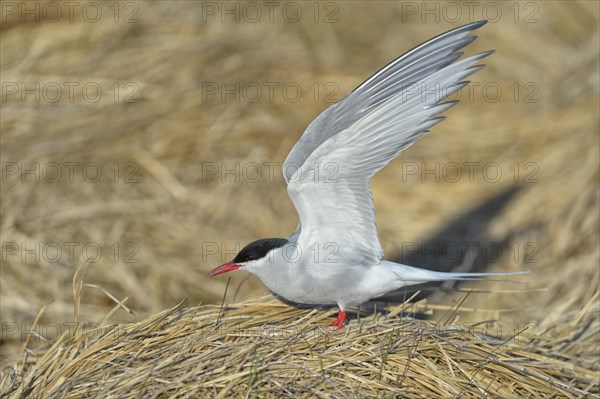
[
  {"left": 1, "top": 0, "right": 599, "bottom": 397},
  {"left": 1, "top": 295, "right": 598, "bottom": 398}
]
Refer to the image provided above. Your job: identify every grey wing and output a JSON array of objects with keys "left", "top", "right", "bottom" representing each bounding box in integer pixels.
[
  {"left": 284, "top": 21, "right": 493, "bottom": 266},
  {"left": 283, "top": 20, "right": 488, "bottom": 182}
]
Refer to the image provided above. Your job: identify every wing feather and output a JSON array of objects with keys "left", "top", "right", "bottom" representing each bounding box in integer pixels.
[
  {"left": 283, "top": 20, "right": 488, "bottom": 181},
  {"left": 285, "top": 21, "right": 492, "bottom": 267}
]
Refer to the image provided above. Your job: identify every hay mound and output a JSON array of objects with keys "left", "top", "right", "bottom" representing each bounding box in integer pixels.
[
  {"left": 1, "top": 296, "right": 598, "bottom": 398},
  {"left": 1, "top": 1, "right": 599, "bottom": 397}
]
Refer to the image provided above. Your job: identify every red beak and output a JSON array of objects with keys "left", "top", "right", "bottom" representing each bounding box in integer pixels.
[{"left": 209, "top": 261, "right": 242, "bottom": 277}]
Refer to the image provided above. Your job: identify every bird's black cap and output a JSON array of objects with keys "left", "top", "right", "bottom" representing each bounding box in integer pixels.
[{"left": 233, "top": 238, "right": 289, "bottom": 263}]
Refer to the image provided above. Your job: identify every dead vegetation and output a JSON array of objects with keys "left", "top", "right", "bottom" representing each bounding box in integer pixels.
[
  {"left": 2, "top": 295, "right": 599, "bottom": 398},
  {"left": 1, "top": 1, "right": 598, "bottom": 397}
]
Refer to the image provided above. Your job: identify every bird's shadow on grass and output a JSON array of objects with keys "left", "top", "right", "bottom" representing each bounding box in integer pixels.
[{"left": 380, "top": 184, "right": 524, "bottom": 305}]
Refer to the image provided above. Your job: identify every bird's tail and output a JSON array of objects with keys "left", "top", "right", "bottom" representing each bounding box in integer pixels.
[{"left": 380, "top": 260, "right": 528, "bottom": 286}]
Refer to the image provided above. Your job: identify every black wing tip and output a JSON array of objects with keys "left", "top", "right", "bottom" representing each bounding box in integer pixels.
[
  {"left": 479, "top": 49, "right": 496, "bottom": 58},
  {"left": 445, "top": 20, "right": 488, "bottom": 38},
  {"left": 467, "top": 50, "right": 496, "bottom": 69},
  {"left": 462, "top": 35, "right": 478, "bottom": 45},
  {"left": 472, "top": 19, "right": 488, "bottom": 28},
  {"left": 433, "top": 100, "right": 460, "bottom": 113},
  {"left": 442, "top": 99, "right": 460, "bottom": 106},
  {"left": 466, "top": 64, "right": 486, "bottom": 74},
  {"left": 464, "top": 20, "right": 488, "bottom": 31}
]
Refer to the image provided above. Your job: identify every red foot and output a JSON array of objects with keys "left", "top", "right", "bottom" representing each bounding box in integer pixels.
[{"left": 329, "top": 310, "right": 347, "bottom": 329}]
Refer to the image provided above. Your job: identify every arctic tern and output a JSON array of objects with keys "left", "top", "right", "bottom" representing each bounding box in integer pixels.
[{"left": 209, "top": 20, "right": 524, "bottom": 328}]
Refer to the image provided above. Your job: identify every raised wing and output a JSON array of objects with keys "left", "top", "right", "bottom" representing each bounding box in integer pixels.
[
  {"left": 284, "top": 21, "right": 492, "bottom": 267},
  {"left": 283, "top": 20, "right": 488, "bottom": 182}
]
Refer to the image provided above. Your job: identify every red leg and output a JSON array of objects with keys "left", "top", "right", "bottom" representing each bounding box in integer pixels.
[{"left": 329, "top": 310, "right": 347, "bottom": 329}]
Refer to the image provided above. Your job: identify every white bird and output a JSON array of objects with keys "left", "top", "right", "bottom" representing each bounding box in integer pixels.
[{"left": 210, "top": 20, "right": 524, "bottom": 329}]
